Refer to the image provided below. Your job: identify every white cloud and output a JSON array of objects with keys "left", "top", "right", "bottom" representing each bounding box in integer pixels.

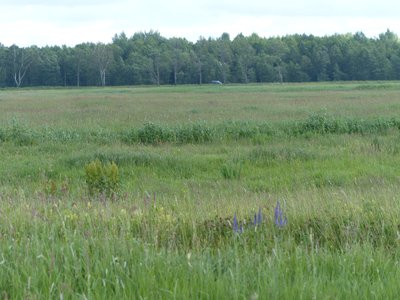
[
  {"left": 1, "top": 0, "right": 400, "bottom": 46},
  {"left": 206, "top": 0, "right": 400, "bottom": 17},
  {"left": 0, "top": 0, "right": 112, "bottom": 6}
]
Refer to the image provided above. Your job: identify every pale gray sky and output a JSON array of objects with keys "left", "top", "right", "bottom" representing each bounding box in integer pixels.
[{"left": 1, "top": 0, "right": 400, "bottom": 46}]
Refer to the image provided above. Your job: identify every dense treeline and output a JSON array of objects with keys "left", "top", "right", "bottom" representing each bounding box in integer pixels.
[{"left": 1, "top": 30, "right": 400, "bottom": 87}]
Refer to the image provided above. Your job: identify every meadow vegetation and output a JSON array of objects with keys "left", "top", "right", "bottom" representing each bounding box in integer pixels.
[{"left": 1, "top": 82, "right": 400, "bottom": 298}]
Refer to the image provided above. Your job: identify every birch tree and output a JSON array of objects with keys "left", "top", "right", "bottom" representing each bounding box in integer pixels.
[
  {"left": 94, "top": 43, "right": 113, "bottom": 86},
  {"left": 11, "top": 45, "right": 32, "bottom": 87}
]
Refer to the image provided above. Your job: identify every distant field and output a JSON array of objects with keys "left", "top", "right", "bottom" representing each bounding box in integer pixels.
[
  {"left": 1, "top": 82, "right": 400, "bottom": 299},
  {"left": 2, "top": 82, "right": 400, "bottom": 128}
]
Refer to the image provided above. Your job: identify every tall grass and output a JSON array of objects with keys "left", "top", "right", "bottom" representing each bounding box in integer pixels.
[
  {"left": 2, "top": 83, "right": 400, "bottom": 298},
  {"left": 1, "top": 186, "right": 400, "bottom": 298},
  {"left": 2, "top": 114, "right": 400, "bottom": 146}
]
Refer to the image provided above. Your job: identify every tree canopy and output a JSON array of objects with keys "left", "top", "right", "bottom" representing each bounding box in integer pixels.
[{"left": 1, "top": 30, "right": 400, "bottom": 87}]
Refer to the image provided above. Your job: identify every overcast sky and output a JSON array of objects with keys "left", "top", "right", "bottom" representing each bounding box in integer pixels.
[{"left": 1, "top": 0, "right": 400, "bottom": 47}]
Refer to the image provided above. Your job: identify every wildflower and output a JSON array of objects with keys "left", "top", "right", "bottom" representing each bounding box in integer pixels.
[
  {"left": 233, "top": 213, "right": 239, "bottom": 233},
  {"left": 253, "top": 208, "right": 262, "bottom": 226},
  {"left": 274, "top": 201, "right": 287, "bottom": 227},
  {"left": 257, "top": 207, "right": 262, "bottom": 225}
]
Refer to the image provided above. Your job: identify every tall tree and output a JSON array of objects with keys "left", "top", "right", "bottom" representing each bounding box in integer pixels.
[
  {"left": 73, "top": 44, "right": 90, "bottom": 87},
  {"left": 94, "top": 43, "right": 113, "bottom": 86},
  {"left": 11, "top": 45, "right": 33, "bottom": 87},
  {"left": 168, "top": 37, "right": 190, "bottom": 85},
  {"left": 215, "top": 33, "right": 233, "bottom": 83},
  {"left": 28, "top": 46, "right": 62, "bottom": 86},
  {"left": 232, "top": 34, "right": 256, "bottom": 83},
  {"left": 146, "top": 32, "right": 169, "bottom": 85},
  {"left": 313, "top": 45, "right": 331, "bottom": 81},
  {"left": 194, "top": 37, "right": 221, "bottom": 84},
  {"left": 110, "top": 32, "right": 137, "bottom": 85},
  {"left": 194, "top": 37, "right": 208, "bottom": 84},
  {"left": 1, "top": 30, "right": 400, "bottom": 87},
  {"left": 55, "top": 45, "right": 75, "bottom": 86}
]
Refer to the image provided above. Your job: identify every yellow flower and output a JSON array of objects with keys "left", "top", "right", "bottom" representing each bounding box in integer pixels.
[{"left": 65, "top": 210, "right": 78, "bottom": 222}]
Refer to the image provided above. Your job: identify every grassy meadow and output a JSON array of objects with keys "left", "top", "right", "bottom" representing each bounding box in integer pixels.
[{"left": 1, "top": 82, "right": 400, "bottom": 298}]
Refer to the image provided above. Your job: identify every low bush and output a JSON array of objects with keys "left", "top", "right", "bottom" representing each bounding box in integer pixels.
[
  {"left": 4, "top": 114, "right": 400, "bottom": 147},
  {"left": 84, "top": 159, "right": 120, "bottom": 198}
]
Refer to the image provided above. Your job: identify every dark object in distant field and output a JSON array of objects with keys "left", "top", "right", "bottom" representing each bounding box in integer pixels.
[{"left": 211, "top": 80, "right": 223, "bottom": 84}]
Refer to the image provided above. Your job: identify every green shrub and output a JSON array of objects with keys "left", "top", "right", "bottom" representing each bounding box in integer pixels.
[
  {"left": 84, "top": 159, "right": 120, "bottom": 198},
  {"left": 4, "top": 118, "right": 36, "bottom": 146},
  {"left": 175, "top": 122, "right": 214, "bottom": 144},
  {"left": 301, "top": 112, "right": 334, "bottom": 134},
  {"left": 138, "top": 122, "right": 171, "bottom": 144}
]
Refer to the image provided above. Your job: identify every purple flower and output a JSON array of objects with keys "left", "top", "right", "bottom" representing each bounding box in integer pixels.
[
  {"left": 253, "top": 208, "right": 263, "bottom": 226},
  {"left": 233, "top": 213, "right": 239, "bottom": 233},
  {"left": 257, "top": 208, "right": 262, "bottom": 225},
  {"left": 274, "top": 201, "right": 287, "bottom": 227},
  {"left": 233, "top": 213, "right": 244, "bottom": 234}
]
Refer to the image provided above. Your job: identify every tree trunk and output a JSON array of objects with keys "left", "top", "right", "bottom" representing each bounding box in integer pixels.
[
  {"left": 173, "top": 64, "right": 177, "bottom": 85},
  {"left": 155, "top": 64, "right": 160, "bottom": 85},
  {"left": 13, "top": 48, "right": 31, "bottom": 88},
  {"left": 198, "top": 61, "right": 202, "bottom": 85},
  {"left": 276, "top": 66, "right": 283, "bottom": 83},
  {"left": 14, "top": 72, "right": 22, "bottom": 88},
  {"left": 76, "top": 62, "right": 81, "bottom": 87},
  {"left": 100, "top": 69, "right": 106, "bottom": 86}
]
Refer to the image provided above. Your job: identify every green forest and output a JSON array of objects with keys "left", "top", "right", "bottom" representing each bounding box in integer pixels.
[{"left": 1, "top": 30, "right": 400, "bottom": 87}]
